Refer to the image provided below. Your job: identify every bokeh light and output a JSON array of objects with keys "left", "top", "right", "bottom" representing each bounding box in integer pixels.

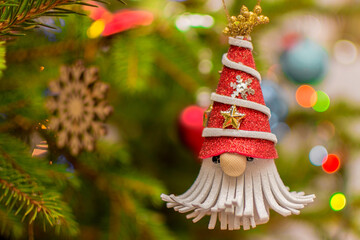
[
  {"left": 175, "top": 14, "right": 214, "bottom": 32},
  {"left": 334, "top": 40, "right": 358, "bottom": 65},
  {"left": 205, "top": 0, "right": 223, "bottom": 11},
  {"left": 322, "top": 154, "right": 340, "bottom": 174},
  {"left": 330, "top": 192, "right": 346, "bottom": 211},
  {"left": 198, "top": 59, "right": 213, "bottom": 74},
  {"left": 309, "top": 145, "right": 328, "bottom": 166},
  {"left": 295, "top": 85, "right": 317, "bottom": 108},
  {"left": 87, "top": 19, "right": 105, "bottom": 39},
  {"left": 312, "top": 91, "right": 330, "bottom": 112},
  {"left": 196, "top": 87, "right": 211, "bottom": 108}
]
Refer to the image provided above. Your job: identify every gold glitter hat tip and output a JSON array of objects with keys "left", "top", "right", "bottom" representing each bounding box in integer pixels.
[{"left": 223, "top": 4, "right": 269, "bottom": 38}]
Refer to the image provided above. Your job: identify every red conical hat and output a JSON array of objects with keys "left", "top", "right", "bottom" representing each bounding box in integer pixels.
[{"left": 199, "top": 37, "right": 278, "bottom": 159}]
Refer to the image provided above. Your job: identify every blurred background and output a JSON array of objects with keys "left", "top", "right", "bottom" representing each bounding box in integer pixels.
[{"left": 1, "top": 0, "right": 360, "bottom": 239}]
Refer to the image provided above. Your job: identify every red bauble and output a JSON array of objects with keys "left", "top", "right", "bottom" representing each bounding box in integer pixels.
[{"left": 178, "top": 105, "right": 205, "bottom": 159}]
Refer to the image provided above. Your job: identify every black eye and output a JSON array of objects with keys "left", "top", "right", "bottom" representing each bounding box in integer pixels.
[
  {"left": 212, "top": 155, "right": 220, "bottom": 164},
  {"left": 246, "top": 157, "right": 254, "bottom": 162}
]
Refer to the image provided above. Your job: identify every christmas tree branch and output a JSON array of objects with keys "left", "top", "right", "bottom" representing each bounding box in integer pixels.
[
  {"left": 0, "top": 0, "right": 123, "bottom": 36},
  {"left": 0, "top": 134, "right": 79, "bottom": 236},
  {"left": 0, "top": 0, "right": 70, "bottom": 32},
  {"left": 0, "top": 178, "right": 47, "bottom": 224},
  {"left": 0, "top": 204, "right": 23, "bottom": 238},
  {"left": 41, "top": 130, "right": 173, "bottom": 238},
  {"left": 0, "top": 166, "right": 78, "bottom": 235}
]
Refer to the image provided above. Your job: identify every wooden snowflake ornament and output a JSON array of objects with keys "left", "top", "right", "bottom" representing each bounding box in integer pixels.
[
  {"left": 161, "top": 2, "right": 315, "bottom": 230},
  {"left": 46, "top": 61, "right": 112, "bottom": 156}
]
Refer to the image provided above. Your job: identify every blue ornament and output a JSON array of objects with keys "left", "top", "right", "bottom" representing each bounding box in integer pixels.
[
  {"left": 280, "top": 39, "right": 328, "bottom": 84},
  {"left": 261, "top": 80, "right": 288, "bottom": 122},
  {"left": 271, "top": 122, "right": 290, "bottom": 143},
  {"left": 261, "top": 80, "right": 289, "bottom": 142}
]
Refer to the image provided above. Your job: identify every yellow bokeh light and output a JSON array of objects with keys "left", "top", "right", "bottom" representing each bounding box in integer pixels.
[
  {"left": 87, "top": 20, "right": 105, "bottom": 39},
  {"left": 330, "top": 192, "right": 346, "bottom": 211}
]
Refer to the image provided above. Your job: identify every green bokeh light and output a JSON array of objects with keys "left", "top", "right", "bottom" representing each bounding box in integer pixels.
[{"left": 313, "top": 91, "right": 330, "bottom": 112}]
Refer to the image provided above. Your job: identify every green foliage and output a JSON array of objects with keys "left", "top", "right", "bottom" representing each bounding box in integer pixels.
[
  {"left": 71, "top": 141, "right": 176, "bottom": 240},
  {"left": 0, "top": 205, "right": 23, "bottom": 238},
  {"left": 111, "top": 34, "right": 156, "bottom": 92},
  {"left": 0, "top": 134, "right": 79, "bottom": 237},
  {"left": 110, "top": 29, "right": 205, "bottom": 94},
  {"left": 131, "top": 200, "right": 176, "bottom": 240},
  {"left": 1, "top": 0, "right": 358, "bottom": 239},
  {"left": 0, "top": 89, "right": 47, "bottom": 132},
  {"left": 0, "top": 42, "right": 5, "bottom": 78}
]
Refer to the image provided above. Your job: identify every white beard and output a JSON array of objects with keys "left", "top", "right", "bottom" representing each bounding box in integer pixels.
[{"left": 161, "top": 158, "right": 315, "bottom": 230}]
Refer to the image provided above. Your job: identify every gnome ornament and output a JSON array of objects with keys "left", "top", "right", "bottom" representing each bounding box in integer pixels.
[{"left": 161, "top": 3, "right": 315, "bottom": 230}]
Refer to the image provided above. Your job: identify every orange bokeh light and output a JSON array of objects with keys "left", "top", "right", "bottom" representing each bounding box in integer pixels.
[
  {"left": 296, "top": 85, "right": 317, "bottom": 108},
  {"left": 322, "top": 154, "right": 340, "bottom": 174}
]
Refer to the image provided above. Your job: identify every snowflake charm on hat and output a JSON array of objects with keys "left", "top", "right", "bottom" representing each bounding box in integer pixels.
[
  {"left": 230, "top": 75, "right": 254, "bottom": 99},
  {"left": 162, "top": 1, "right": 315, "bottom": 231}
]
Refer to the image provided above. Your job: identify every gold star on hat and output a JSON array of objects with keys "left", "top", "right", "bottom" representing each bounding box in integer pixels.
[{"left": 221, "top": 105, "right": 246, "bottom": 129}]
